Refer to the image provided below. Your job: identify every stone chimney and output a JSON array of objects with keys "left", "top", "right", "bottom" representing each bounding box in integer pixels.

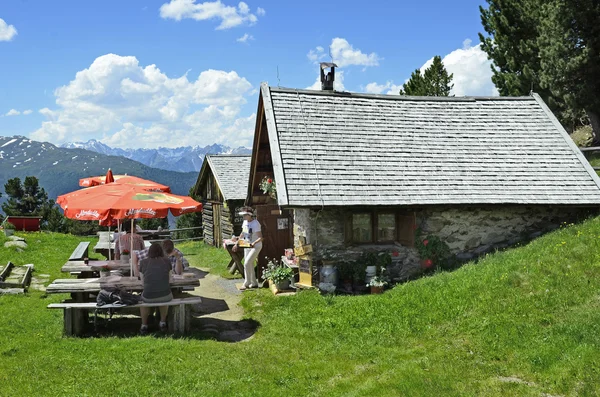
[{"left": 320, "top": 62, "right": 337, "bottom": 91}]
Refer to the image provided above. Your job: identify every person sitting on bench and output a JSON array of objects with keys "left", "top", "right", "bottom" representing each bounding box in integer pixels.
[{"left": 139, "top": 243, "right": 173, "bottom": 335}]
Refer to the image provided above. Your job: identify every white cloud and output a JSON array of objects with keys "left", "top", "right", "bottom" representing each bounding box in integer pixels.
[
  {"left": 308, "top": 38, "right": 380, "bottom": 68},
  {"left": 306, "top": 70, "right": 346, "bottom": 92},
  {"left": 5, "top": 109, "right": 20, "bottom": 116},
  {"left": 236, "top": 33, "right": 253, "bottom": 43},
  {"left": 30, "top": 54, "right": 256, "bottom": 148},
  {"left": 22, "top": 109, "right": 33, "bottom": 115},
  {"left": 363, "top": 81, "right": 402, "bottom": 95},
  {"left": 0, "top": 18, "right": 17, "bottom": 41},
  {"left": 365, "top": 39, "right": 498, "bottom": 97},
  {"left": 159, "top": 0, "right": 262, "bottom": 30},
  {"left": 256, "top": 7, "right": 265, "bottom": 16}
]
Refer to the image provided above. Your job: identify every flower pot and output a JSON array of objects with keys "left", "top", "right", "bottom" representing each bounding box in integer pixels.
[
  {"left": 420, "top": 259, "right": 434, "bottom": 269},
  {"left": 121, "top": 254, "right": 130, "bottom": 264},
  {"left": 275, "top": 279, "right": 290, "bottom": 291},
  {"left": 370, "top": 286, "right": 384, "bottom": 294},
  {"left": 3, "top": 229, "right": 14, "bottom": 237},
  {"left": 365, "top": 266, "right": 377, "bottom": 284}
]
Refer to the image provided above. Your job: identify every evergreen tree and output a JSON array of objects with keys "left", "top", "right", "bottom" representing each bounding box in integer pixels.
[
  {"left": 399, "top": 69, "right": 426, "bottom": 96},
  {"left": 423, "top": 56, "right": 453, "bottom": 96},
  {"left": 399, "top": 56, "right": 453, "bottom": 96},
  {"left": 478, "top": 0, "right": 596, "bottom": 136},
  {"left": 2, "top": 176, "right": 50, "bottom": 216},
  {"left": 537, "top": 0, "right": 600, "bottom": 140}
]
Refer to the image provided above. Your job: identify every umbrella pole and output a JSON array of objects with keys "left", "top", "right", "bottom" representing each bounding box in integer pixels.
[
  {"left": 130, "top": 218, "right": 134, "bottom": 277},
  {"left": 108, "top": 226, "right": 111, "bottom": 261}
]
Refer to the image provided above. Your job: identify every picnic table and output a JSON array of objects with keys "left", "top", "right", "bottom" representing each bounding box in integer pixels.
[
  {"left": 47, "top": 275, "right": 201, "bottom": 336},
  {"left": 222, "top": 239, "right": 244, "bottom": 275},
  {"left": 93, "top": 231, "right": 115, "bottom": 259},
  {"left": 47, "top": 275, "right": 199, "bottom": 296},
  {"left": 61, "top": 259, "right": 131, "bottom": 277}
]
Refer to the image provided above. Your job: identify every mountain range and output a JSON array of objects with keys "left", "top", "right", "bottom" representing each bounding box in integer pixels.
[
  {"left": 0, "top": 136, "right": 199, "bottom": 205},
  {"left": 60, "top": 139, "right": 251, "bottom": 173}
]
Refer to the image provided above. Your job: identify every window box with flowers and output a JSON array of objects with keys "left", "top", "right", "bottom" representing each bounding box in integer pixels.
[
  {"left": 415, "top": 229, "right": 452, "bottom": 270},
  {"left": 259, "top": 176, "right": 277, "bottom": 200}
]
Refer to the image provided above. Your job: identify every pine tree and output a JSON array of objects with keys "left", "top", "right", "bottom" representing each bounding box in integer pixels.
[
  {"left": 478, "top": 0, "right": 596, "bottom": 136},
  {"left": 537, "top": 0, "right": 600, "bottom": 140},
  {"left": 2, "top": 177, "right": 50, "bottom": 216},
  {"left": 399, "top": 69, "right": 426, "bottom": 96},
  {"left": 423, "top": 56, "right": 453, "bottom": 96},
  {"left": 399, "top": 56, "right": 453, "bottom": 96}
]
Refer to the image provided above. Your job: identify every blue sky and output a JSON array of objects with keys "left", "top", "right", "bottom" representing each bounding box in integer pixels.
[{"left": 0, "top": 0, "right": 492, "bottom": 149}]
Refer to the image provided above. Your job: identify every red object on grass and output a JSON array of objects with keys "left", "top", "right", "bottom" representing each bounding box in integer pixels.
[{"left": 5, "top": 216, "right": 42, "bottom": 231}]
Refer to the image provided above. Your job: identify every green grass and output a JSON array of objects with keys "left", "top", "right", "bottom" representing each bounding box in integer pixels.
[
  {"left": 1, "top": 219, "right": 600, "bottom": 396},
  {"left": 178, "top": 240, "right": 241, "bottom": 279}
]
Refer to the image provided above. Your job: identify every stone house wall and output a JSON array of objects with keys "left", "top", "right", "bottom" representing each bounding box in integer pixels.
[{"left": 292, "top": 205, "right": 595, "bottom": 282}]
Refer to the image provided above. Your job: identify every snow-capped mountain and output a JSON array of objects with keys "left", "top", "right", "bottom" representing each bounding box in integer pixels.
[
  {"left": 61, "top": 139, "right": 251, "bottom": 173},
  {"left": 0, "top": 136, "right": 198, "bottom": 202}
]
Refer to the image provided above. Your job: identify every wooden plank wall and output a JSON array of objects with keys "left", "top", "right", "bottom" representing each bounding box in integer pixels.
[{"left": 203, "top": 202, "right": 214, "bottom": 246}]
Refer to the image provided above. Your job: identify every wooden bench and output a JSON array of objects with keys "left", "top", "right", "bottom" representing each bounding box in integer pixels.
[
  {"left": 48, "top": 296, "right": 202, "bottom": 336},
  {"left": 69, "top": 242, "right": 90, "bottom": 261}
]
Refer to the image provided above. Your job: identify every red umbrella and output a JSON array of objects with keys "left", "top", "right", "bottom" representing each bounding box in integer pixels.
[
  {"left": 58, "top": 183, "right": 202, "bottom": 275},
  {"left": 79, "top": 174, "right": 170, "bottom": 192},
  {"left": 58, "top": 184, "right": 201, "bottom": 221}
]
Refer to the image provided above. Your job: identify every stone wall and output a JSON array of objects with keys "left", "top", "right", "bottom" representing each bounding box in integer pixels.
[{"left": 292, "top": 205, "right": 595, "bottom": 282}]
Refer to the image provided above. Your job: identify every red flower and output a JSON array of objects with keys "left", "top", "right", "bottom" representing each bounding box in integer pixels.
[
  {"left": 267, "top": 179, "right": 273, "bottom": 184},
  {"left": 423, "top": 239, "right": 429, "bottom": 246},
  {"left": 422, "top": 259, "right": 433, "bottom": 268},
  {"left": 392, "top": 251, "right": 399, "bottom": 257}
]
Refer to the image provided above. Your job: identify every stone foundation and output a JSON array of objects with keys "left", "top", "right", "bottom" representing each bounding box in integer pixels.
[{"left": 292, "top": 205, "right": 595, "bottom": 282}]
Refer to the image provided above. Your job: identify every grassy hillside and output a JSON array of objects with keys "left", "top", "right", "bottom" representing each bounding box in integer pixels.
[{"left": 1, "top": 217, "right": 599, "bottom": 395}]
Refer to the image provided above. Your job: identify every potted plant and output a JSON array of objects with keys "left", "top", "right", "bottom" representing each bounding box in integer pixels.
[
  {"left": 99, "top": 265, "right": 110, "bottom": 278},
  {"left": 121, "top": 249, "right": 130, "bottom": 264},
  {"left": 259, "top": 176, "right": 277, "bottom": 200},
  {"left": 367, "top": 267, "right": 389, "bottom": 294},
  {"left": 262, "top": 258, "right": 294, "bottom": 291},
  {"left": 415, "top": 230, "right": 451, "bottom": 270},
  {"left": 2, "top": 222, "right": 16, "bottom": 237}
]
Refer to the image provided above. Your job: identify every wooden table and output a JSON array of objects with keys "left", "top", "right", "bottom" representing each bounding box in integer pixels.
[
  {"left": 47, "top": 275, "right": 200, "bottom": 295},
  {"left": 61, "top": 260, "right": 131, "bottom": 277},
  {"left": 47, "top": 275, "right": 200, "bottom": 336},
  {"left": 222, "top": 239, "right": 244, "bottom": 275}
]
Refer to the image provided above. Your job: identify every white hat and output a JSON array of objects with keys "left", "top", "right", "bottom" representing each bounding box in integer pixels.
[{"left": 238, "top": 208, "right": 254, "bottom": 216}]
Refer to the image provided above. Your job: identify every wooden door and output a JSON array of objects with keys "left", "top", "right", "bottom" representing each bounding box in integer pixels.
[
  {"left": 255, "top": 205, "right": 293, "bottom": 280},
  {"left": 213, "top": 203, "right": 222, "bottom": 247}
]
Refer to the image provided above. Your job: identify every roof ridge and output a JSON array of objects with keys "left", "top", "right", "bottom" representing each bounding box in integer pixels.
[{"left": 268, "top": 85, "right": 535, "bottom": 102}]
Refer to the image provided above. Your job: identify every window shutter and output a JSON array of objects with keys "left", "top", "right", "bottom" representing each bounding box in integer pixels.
[
  {"left": 398, "top": 212, "right": 416, "bottom": 247},
  {"left": 344, "top": 213, "right": 353, "bottom": 245}
]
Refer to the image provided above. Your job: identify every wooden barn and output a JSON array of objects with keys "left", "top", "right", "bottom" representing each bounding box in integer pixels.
[
  {"left": 246, "top": 68, "right": 600, "bottom": 282},
  {"left": 194, "top": 155, "right": 251, "bottom": 247}
]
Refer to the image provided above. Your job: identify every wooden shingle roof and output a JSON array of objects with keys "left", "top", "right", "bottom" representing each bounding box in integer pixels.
[
  {"left": 260, "top": 83, "right": 600, "bottom": 206},
  {"left": 205, "top": 155, "right": 251, "bottom": 201}
]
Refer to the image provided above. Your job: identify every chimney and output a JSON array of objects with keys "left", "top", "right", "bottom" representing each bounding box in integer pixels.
[{"left": 320, "top": 62, "right": 337, "bottom": 91}]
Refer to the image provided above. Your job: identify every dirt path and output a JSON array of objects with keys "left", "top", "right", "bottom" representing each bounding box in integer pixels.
[{"left": 186, "top": 267, "right": 258, "bottom": 342}]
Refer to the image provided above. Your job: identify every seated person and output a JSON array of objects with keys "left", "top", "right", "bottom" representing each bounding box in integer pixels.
[
  {"left": 133, "top": 239, "right": 188, "bottom": 276},
  {"left": 162, "top": 239, "right": 189, "bottom": 275},
  {"left": 114, "top": 221, "right": 145, "bottom": 260},
  {"left": 139, "top": 243, "right": 173, "bottom": 334}
]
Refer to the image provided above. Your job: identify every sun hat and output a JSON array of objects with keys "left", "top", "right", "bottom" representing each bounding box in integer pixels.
[{"left": 238, "top": 207, "right": 255, "bottom": 216}]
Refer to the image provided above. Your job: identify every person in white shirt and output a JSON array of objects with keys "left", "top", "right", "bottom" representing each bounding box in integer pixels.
[{"left": 233, "top": 207, "right": 263, "bottom": 290}]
